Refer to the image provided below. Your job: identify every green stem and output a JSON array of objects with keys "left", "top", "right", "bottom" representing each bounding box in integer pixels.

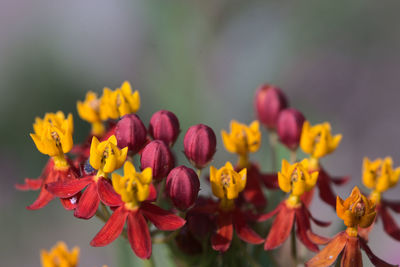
[
  {"left": 291, "top": 226, "right": 297, "bottom": 265},
  {"left": 269, "top": 130, "right": 278, "bottom": 172},
  {"left": 290, "top": 149, "right": 297, "bottom": 164},
  {"left": 143, "top": 256, "right": 155, "bottom": 267},
  {"left": 196, "top": 168, "right": 202, "bottom": 178},
  {"left": 156, "top": 179, "right": 166, "bottom": 206}
]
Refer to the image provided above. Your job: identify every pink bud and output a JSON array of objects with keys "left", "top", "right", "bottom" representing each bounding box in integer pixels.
[
  {"left": 166, "top": 166, "right": 200, "bottom": 210},
  {"left": 254, "top": 84, "right": 288, "bottom": 129},
  {"left": 277, "top": 108, "right": 305, "bottom": 150},
  {"left": 183, "top": 124, "right": 216, "bottom": 169},
  {"left": 148, "top": 110, "right": 180, "bottom": 146},
  {"left": 115, "top": 114, "right": 147, "bottom": 154},
  {"left": 140, "top": 140, "right": 174, "bottom": 180}
]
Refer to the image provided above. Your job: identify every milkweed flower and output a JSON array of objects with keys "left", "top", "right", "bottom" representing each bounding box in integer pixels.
[
  {"left": 221, "top": 120, "right": 273, "bottom": 209},
  {"left": 99, "top": 81, "right": 140, "bottom": 120},
  {"left": 77, "top": 91, "right": 105, "bottom": 136},
  {"left": 16, "top": 112, "right": 80, "bottom": 210},
  {"left": 306, "top": 187, "right": 397, "bottom": 267},
  {"left": 197, "top": 162, "right": 264, "bottom": 253},
  {"left": 47, "top": 135, "right": 128, "bottom": 219},
  {"left": 359, "top": 157, "right": 400, "bottom": 241},
  {"left": 90, "top": 161, "right": 185, "bottom": 259},
  {"left": 259, "top": 159, "right": 329, "bottom": 252},
  {"left": 41, "top": 241, "right": 79, "bottom": 267},
  {"left": 300, "top": 121, "right": 349, "bottom": 208}
]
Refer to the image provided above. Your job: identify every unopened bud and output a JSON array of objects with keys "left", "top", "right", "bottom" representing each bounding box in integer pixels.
[
  {"left": 148, "top": 110, "right": 180, "bottom": 146},
  {"left": 115, "top": 114, "right": 147, "bottom": 154},
  {"left": 277, "top": 108, "right": 305, "bottom": 150},
  {"left": 140, "top": 140, "right": 174, "bottom": 180}
]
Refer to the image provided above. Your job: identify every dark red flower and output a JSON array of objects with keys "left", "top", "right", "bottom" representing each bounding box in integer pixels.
[
  {"left": 115, "top": 114, "right": 147, "bottom": 154},
  {"left": 183, "top": 124, "right": 217, "bottom": 169},
  {"left": 140, "top": 140, "right": 174, "bottom": 181},
  {"left": 148, "top": 110, "right": 180, "bottom": 146},
  {"left": 277, "top": 108, "right": 305, "bottom": 150},
  {"left": 254, "top": 84, "right": 288, "bottom": 129}
]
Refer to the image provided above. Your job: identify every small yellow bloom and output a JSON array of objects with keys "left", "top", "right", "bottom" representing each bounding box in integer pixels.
[
  {"left": 77, "top": 91, "right": 105, "bottom": 136},
  {"left": 210, "top": 162, "right": 247, "bottom": 200},
  {"left": 41, "top": 241, "right": 79, "bottom": 267},
  {"left": 221, "top": 120, "right": 261, "bottom": 155},
  {"left": 89, "top": 135, "right": 128, "bottom": 174},
  {"left": 99, "top": 81, "right": 140, "bottom": 120},
  {"left": 112, "top": 161, "right": 152, "bottom": 209},
  {"left": 363, "top": 157, "right": 400, "bottom": 193},
  {"left": 30, "top": 112, "right": 74, "bottom": 157},
  {"left": 278, "top": 159, "right": 318, "bottom": 197},
  {"left": 336, "top": 186, "right": 376, "bottom": 230},
  {"left": 300, "top": 121, "right": 342, "bottom": 159}
]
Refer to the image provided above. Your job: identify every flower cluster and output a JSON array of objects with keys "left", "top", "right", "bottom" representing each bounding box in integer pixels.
[{"left": 18, "top": 82, "right": 399, "bottom": 266}]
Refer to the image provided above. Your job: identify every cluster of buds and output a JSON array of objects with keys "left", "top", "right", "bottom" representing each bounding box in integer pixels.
[{"left": 17, "top": 81, "right": 399, "bottom": 267}]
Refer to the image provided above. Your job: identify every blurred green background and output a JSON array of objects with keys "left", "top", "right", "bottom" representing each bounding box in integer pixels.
[{"left": 1, "top": 0, "right": 400, "bottom": 266}]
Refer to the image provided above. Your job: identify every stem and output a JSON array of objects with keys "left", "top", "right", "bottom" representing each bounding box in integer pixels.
[
  {"left": 291, "top": 226, "right": 297, "bottom": 265},
  {"left": 156, "top": 179, "right": 166, "bottom": 206},
  {"left": 196, "top": 168, "right": 202, "bottom": 178},
  {"left": 268, "top": 130, "right": 278, "bottom": 172},
  {"left": 152, "top": 230, "right": 179, "bottom": 244},
  {"left": 143, "top": 256, "right": 155, "bottom": 267},
  {"left": 290, "top": 149, "right": 297, "bottom": 164}
]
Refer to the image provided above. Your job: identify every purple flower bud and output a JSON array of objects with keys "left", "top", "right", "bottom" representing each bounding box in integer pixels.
[
  {"left": 166, "top": 166, "right": 200, "bottom": 210},
  {"left": 115, "top": 114, "right": 147, "bottom": 154},
  {"left": 254, "top": 84, "right": 288, "bottom": 129},
  {"left": 140, "top": 140, "right": 174, "bottom": 180},
  {"left": 183, "top": 124, "right": 216, "bottom": 169},
  {"left": 277, "top": 108, "right": 305, "bottom": 150},
  {"left": 148, "top": 110, "right": 180, "bottom": 146}
]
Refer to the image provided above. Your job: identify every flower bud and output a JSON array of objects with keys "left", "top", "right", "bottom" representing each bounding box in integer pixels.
[
  {"left": 140, "top": 140, "right": 174, "bottom": 180},
  {"left": 254, "top": 84, "right": 288, "bottom": 129},
  {"left": 183, "top": 124, "right": 216, "bottom": 169},
  {"left": 166, "top": 166, "right": 200, "bottom": 210},
  {"left": 277, "top": 108, "right": 305, "bottom": 150},
  {"left": 115, "top": 114, "right": 147, "bottom": 154},
  {"left": 148, "top": 110, "right": 180, "bottom": 146}
]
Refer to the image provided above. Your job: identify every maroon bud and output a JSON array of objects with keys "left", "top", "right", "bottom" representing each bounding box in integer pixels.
[
  {"left": 115, "top": 114, "right": 147, "bottom": 154},
  {"left": 148, "top": 110, "right": 180, "bottom": 146},
  {"left": 166, "top": 166, "right": 200, "bottom": 210},
  {"left": 277, "top": 108, "right": 305, "bottom": 150},
  {"left": 254, "top": 84, "right": 288, "bottom": 129},
  {"left": 140, "top": 140, "right": 174, "bottom": 180},
  {"left": 183, "top": 124, "right": 216, "bottom": 169}
]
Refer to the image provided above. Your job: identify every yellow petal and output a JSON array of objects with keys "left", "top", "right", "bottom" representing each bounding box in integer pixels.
[
  {"left": 210, "top": 166, "right": 217, "bottom": 183},
  {"left": 237, "top": 168, "right": 247, "bottom": 192},
  {"left": 359, "top": 211, "right": 376, "bottom": 228},
  {"left": 103, "top": 153, "right": 117, "bottom": 173},
  {"left": 221, "top": 130, "right": 236, "bottom": 153},
  {"left": 89, "top": 136, "right": 101, "bottom": 170},
  {"left": 140, "top": 167, "right": 152, "bottom": 184},
  {"left": 117, "top": 147, "right": 128, "bottom": 169},
  {"left": 306, "top": 171, "right": 319, "bottom": 191},
  {"left": 224, "top": 161, "right": 235, "bottom": 170},
  {"left": 278, "top": 172, "right": 291, "bottom": 193}
]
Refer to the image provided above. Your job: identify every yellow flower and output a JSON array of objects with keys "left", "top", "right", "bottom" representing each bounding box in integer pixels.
[
  {"left": 30, "top": 112, "right": 74, "bottom": 157},
  {"left": 89, "top": 135, "right": 128, "bottom": 174},
  {"left": 300, "top": 121, "right": 342, "bottom": 159},
  {"left": 363, "top": 157, "right": 400, "bottom": 193},
  {"left": 112, "top": 161, "right": 152, "bottom": 209},
  {"left": 99, "top": 81, "right": 140, "bottom": 120},
  {"left": 77, "top": 91, "right": 105, "bottom": 136},
  {"left": 41, "top": 241, "right": 79, "bottom": 267},
  {"left": 336, "top": 187, "right": 376, "bottom": 232},
  {"left": 221, "top": 120, "right": 261, "bottom": 155},
  {"left": 278, "top": 159, "right": 318, "bottom": 197},
  {"left": 210, "top": 162, "right": 247, "bottom": 200}
]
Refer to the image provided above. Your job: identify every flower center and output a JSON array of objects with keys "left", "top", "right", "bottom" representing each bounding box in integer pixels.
[{"left": 221, "top": 172, "right": 231, "bottom": 187}]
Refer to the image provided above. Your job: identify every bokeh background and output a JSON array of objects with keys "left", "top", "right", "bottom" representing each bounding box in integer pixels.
[{"left": 2, "top": 0, "right": 400, "bottom": 266}]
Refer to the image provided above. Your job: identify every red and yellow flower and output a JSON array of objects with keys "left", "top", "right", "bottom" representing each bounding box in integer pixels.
[
  {"left": 306, "top": 187, "right": 396, "bottom": 267},
  {"left": 90, "top": 161, "right": 185, "bottom": 259}
]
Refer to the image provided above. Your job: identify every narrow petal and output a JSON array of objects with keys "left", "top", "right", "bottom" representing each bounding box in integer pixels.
[
  {"left": 74, "top": 183, "right": 100, "bottom": 219},
  {"left": 46, "top": 177, "right": 93, "bottom": 198},
  {"left": 59, "top": 193, "right": 80, "bottom": 210},
  {"left": 97, "top": 177, "right": 123, "bottom": 206},
  {"left": 257, "top": 203, "right": 282, "bottom": 222},
  {"left": 147, "top": 184, "right": 157, "bottom": 202},
  {"left": 301, "top": 187, "right": 315, "bottom": 207},
  {"left": 380, "top": 205, "right": 400, "bottom": 241},
  {"left": 264, "top": 205, "right": 294, "bottom": 250},
  {"left": 383, "top": 199, "right": 400, "bottom": 214},
  {"left": 15, "top": 178, "right": 43, "bottom": 191},
  {"left": 211, "top": 212, "right": 233, "bottom": 252},
  {"left": 359, "top": 238, "right": 398, "bottom": 267},
  {"left": 140, "top": 202, "right": 185, "bottom": 231},
  {"left": 304, "top": 205, "right": 331, "bottom": 227},
  {"left": 127, "top": 210, "right": 152, "bottom": 259},
  {"left": 306, "top": 230, "right": 331, "bottom": 245},
  {"left": 340, "top": 236, "right": 362, "bottom": 267},
  {"left": 330, "top": 176, "right": 350, "bottom": 185},
  {"left": 305, "top": 232, "right": 347, "bottom": 267},
  {"left": 233, "top": 211, "right": 264, "bottom": 244},
  {"left": 26, "top": 189, "right": 55, "bottom": 210},
  {"left": 295, "top": 205, "right": 319, "bottom": 252},
  {"left": 90, "top": 206, "right": 129, "bottom": 246},
  {"left": 317, "top": 169, "right": 337, "bottom": 209}
]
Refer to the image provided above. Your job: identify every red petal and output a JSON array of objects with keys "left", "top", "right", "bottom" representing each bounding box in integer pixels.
[
  {"left": 15, "top": 178, "right": 43, "bottom": 191},
  {"left": 147, "top": 184, "right": 157, "bottom": 202},
  {"left": 26, "top": 188, "right": 55, "bottom": 210},
  {"left": 127, "top": 210, "right": 152, "bottom": 259},
  {"left": 380, "top": 204, "right": 400, "bottom": 241},
  {"left": 383, "top": 199, "right": 400, "bottom": 214},
  {"left": 46, "top": 176, "right": 93, "bottom": 198},
  {"left": 90, "top": 206, "right": 129, "bottom": 246},
  {"left": 264, "top": 204, "right": 294, "bottom": 250},
  {"left": 330, "top": 176, "right": 350, "bottom": 185},
  {"left": 243, "top": 172, "right": 267, "bottom": 208},
  {"left": 260, "top": 173, "right": 279, "bottom": 189},
  {"left": 74, "top": 182, "right": 100, "bottom": 219},
  {"left": 304, "top": 204, "right": 331, "bottom": 227},
  {"left": 317, "top": 168, "right": 337, "bottom": 209},
  {"left": 140, "top": 202, "right": 185, "bottom": 231},
  {"left": 341, "top": 236, "right": 362, "bottom": 267},
  {"left": 233, "top": 210, "right": 264, "bottom": 244},
  {"left": 305, "top": 232, "right": 347, "bottom": 267},
  {"left": 257, "top": 202, "right": 283, "bottom": 222},
  {"left": 301, "top": 187, "right": 315, "bottom": 207},
  {"left": 359, "top": 237, "right": 398, "bottom": 267},
  {"left": 59, "top": 193, "right": 81, "bottom": 210},
  {"left": 97, "top": 177, "right": 123, "bottom": 206},
  {"left": 295, "top": 205, "right": 319, "bottom": 252},
  {"left": 211, "top": 212, "right": 233, "bottom": 252},
  {"left": 306, "top": 230, "right": 331, "bottom": 245}
]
